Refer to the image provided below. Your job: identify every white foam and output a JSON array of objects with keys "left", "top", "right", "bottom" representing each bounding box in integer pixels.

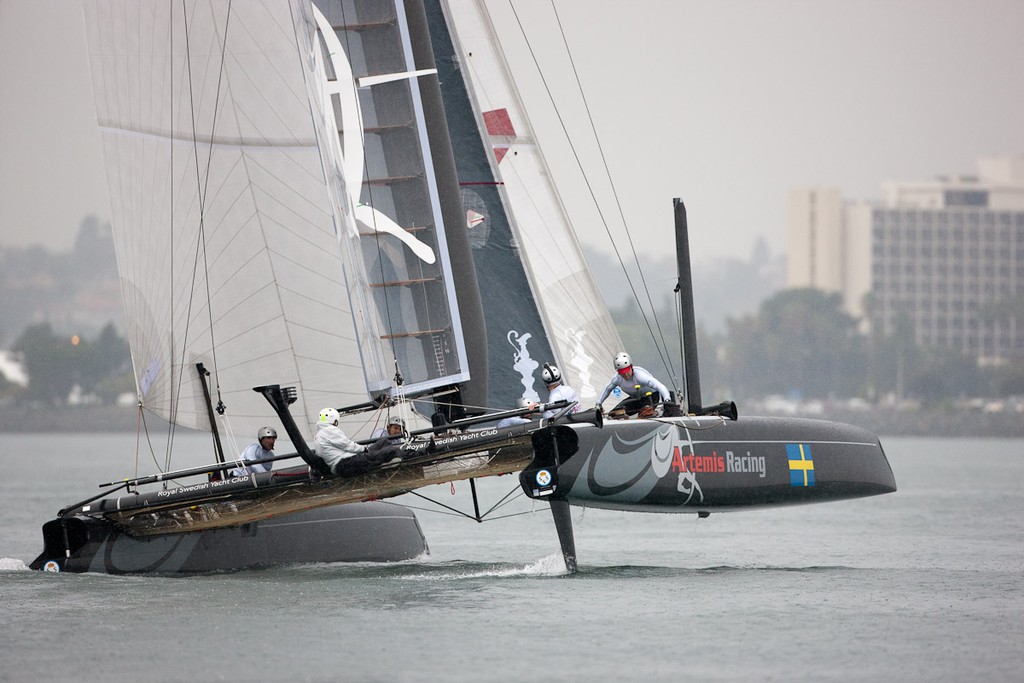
[
  {"left": 516, "top": 553, "right": 569, "bottom": 576},
  {"left": 404, "top": 553, "right": 569, "bottom": 580},
  {"left": 0, "top": 557, "right": 30, "bottom": 571}
]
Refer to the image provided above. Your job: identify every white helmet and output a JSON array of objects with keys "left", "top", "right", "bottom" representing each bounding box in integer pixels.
[
  {"left": 257, "top": 426, "right": 277, "bottom": 440},
  {"left": 319, "top": 407, "right": 340, "bottom": 425},
  {"left": 613, "top": 352, "right": 632, "bottom": 371},
  {"left": 387, "top": 415, "right": 405, "bottom": 428},
  {"left": 541, "top": 363, "right": 561, "bottom": 385},
  {"left": 515, "top": 397, "right": 532, "bottom": 409}
]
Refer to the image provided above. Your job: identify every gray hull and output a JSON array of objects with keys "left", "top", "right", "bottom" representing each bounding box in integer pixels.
[
  {"left": 31, "top": 501, "right": 426, "bottom": 574},
  {"left": 522, "top": 415, "right": 897, "bottom": 512}
]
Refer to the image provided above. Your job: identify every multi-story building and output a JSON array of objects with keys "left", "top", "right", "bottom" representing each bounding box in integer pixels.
[{"left": 788, "top": 156, "right": 1024, "bottom": 364}]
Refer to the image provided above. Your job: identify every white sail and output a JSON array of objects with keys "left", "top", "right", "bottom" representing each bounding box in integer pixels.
[
  {"left": 83, "top": 0, "right": 470, "bottom": 444},
  {"left": 441, "top": 0, "right": 622, "bottom": 400}
]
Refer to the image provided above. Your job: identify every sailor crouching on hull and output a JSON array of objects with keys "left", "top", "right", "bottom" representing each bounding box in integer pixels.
[{"left": 596, "top": 352, "right": 671, "bottom": 418}]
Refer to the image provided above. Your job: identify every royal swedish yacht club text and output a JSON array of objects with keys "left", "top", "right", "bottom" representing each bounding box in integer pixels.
[{"left": 156, "top": 475, "right": 251, "bottom": 497}]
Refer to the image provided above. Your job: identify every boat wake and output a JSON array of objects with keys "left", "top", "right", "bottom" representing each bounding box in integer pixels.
[{"left": 398, "top": 554, "right": 570, "bottom": 580}]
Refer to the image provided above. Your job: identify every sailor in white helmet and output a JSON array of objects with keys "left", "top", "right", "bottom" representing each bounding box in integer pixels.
[
  {"left": 596, "top": 352, "right": 671, "bottom": 417},
  {"left": 314, "top": 407, "right": 371, "bottom": 475},
  {"left": 496, "top": 397, "right": 536, "bottom": 428},
  {"left": 230, "top": 426, "right": 278, "bottom": 477},
  {"left": 540, "top": 363, "right": 582, "bottom": 419}
]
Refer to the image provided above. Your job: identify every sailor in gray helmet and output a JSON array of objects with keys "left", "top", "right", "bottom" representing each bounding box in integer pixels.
[
  {"left": 230, "top": 426, "right": 278, "bottom": 477},
  {"left": 596, "top": 351, "right": 671, "bottom": 417},
  {"left": 371, "top": 415, "right": 407, "bottom": 444},
  {"left": 540, "top": 363, "right": 582, "bottom": 419}
]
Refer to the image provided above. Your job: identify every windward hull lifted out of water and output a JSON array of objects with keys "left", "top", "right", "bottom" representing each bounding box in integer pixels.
[{"left": 523, "top": 415, "right": 896, "bottom": 512}]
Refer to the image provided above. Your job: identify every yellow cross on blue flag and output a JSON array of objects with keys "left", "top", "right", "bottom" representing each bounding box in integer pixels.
[{"left": 787, "top": 444, "right": 815, "bottom": 487}]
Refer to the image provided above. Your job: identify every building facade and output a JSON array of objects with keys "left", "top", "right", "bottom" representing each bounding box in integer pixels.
[{"left": 788, "top": 157, "right": 1024, "bottom": 364}]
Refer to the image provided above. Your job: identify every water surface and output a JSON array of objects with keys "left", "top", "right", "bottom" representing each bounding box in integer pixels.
[{"left": 2, "top": 434, "right": 1022, "bottom": 681}]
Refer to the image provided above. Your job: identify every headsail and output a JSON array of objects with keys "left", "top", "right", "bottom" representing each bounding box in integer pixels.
[{"left": 83, "top": 0, "right": 483, "bottom": 445}]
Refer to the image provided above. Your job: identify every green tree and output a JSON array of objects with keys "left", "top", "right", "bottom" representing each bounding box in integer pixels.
[
  {"left": 906, "top": 347, "right": 984, "bottom": 400},
  {"left": 989, "top": 361, "right": 1024, "bottom": 396},
  {"left": 12, "top": 323, "right": 78, "bottom": 404},
  {"left": 721, "top": 288, "right": 866, "bottom": 399},
  {"left": 12, "top": 321, "right": 132, "bottom": 405},
  {"left": 82, "top": 322, "right": 131, "bottom": 389}
]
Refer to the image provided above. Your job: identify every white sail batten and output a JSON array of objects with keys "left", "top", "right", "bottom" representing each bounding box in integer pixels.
[
  {"left": 442, "top": 0, "right": 622, "bottom": 400},
  {"left": 83, "top": 1, "right": 397, "bottom": 442}
]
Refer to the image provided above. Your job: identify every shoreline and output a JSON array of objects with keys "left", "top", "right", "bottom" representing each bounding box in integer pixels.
[{"left": 2, "top": 404, "right": 1022, "bottom": 438}]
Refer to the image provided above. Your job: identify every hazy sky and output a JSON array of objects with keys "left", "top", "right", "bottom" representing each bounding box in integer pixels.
[{"left": 1, "top": 0, "right": 1022, "bottom": 262}]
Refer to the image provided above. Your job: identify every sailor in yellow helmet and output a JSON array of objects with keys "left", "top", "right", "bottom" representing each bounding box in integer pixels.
[
  {"left": 315, "top": 408, "right": 405, "bottom": 476},
  {"left": 314, "top": 408, "right": 368, "bottom": 474}
]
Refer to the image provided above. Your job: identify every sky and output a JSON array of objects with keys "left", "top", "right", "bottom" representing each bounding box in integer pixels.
[{"left": 1, "top": 0, "right": 1022, "bottom": 263}]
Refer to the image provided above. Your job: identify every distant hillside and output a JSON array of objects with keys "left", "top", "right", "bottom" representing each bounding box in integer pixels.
[
  {"left": 3, "top": 217, "right": 782, "bottom": 348},
  {"left": 582, "top": 238, "right": 784, "bottom": 334},
  {"left": 0, "top": 216, "right": 124, "bottom": 346}
]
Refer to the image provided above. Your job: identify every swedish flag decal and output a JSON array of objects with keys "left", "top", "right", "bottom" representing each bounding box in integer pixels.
[{"left": 786, "top": 443, "right": 815, "bottom": 487}]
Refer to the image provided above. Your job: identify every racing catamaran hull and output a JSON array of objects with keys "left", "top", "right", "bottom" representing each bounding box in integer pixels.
[
  {"left": 30, "top": 502, "right": 426, "bottom": 574},
  {"left": 522, "top": 416, "right": 895, "bottom": 512}
]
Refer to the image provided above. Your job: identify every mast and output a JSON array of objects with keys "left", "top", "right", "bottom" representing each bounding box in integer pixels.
[
  {"left": 674, "top": 198, "right": 702, "bottom": 414},
  {"left": 404, "top": 0, "right": 489, "bottom": 416}
]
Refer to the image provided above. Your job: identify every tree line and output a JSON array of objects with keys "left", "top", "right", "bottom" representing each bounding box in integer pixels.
[
  {"left": 611, "top": 287, "right": 1024, "bottom": 407},
  {"left": 5, "top": 287, "right": 1024, "bottom": 407},
  {"left": 4, "top": 322, "right": 133, "bottom": 406}
]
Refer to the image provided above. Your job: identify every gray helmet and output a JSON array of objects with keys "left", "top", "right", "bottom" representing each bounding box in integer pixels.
[
  {"left": 387, "top": 416, "right": 405, "bottom": 428},
  {"left": 258, "top": 426, "right": 277, "bottom": 440},
  {"left": 515, "top": 397, "right": 532, "bottom": 409}
]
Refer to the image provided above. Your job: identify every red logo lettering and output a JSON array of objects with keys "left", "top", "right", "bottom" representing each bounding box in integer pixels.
[{"left": 671, "top": 446, "right": 685, "bottom": 472}]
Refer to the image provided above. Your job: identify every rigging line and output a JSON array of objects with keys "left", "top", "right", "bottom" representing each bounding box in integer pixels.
[
  {"left": 168, "top": 0, "right": 206, "bottom": 473},
  {"left": 134, "top": 403, "right": 142, "bottom": 483},
  {"left": 139, "top": 407, "right": 165, "bottom": 475},
  {"left": 171, "top": 0, "right": 233, "bottom": 471},
  {"left": 505, "top": 1, "right": 676, "bottom": 378},
  {"left": 194, "top": 0, "right": 234, "bottom": 406},
  {"left": 478, "top": 485, "right": 528, "bottom": 517},
  {"left": 163, "top": 0, "right": 179, "bottom": 473},
  {"left": 548, "top": 0, "right": 679, "bottom": 386},
  {"left": 398, "top": 503, "right": 537, "bottom": 522},
  {"left": 405, "top": 489, "right": 481, "bottom": 519},
  {"left": 431, "top": 397, "right": 492, "bottom": 414},
  {"left": 403, "top": 489, "right": 535, "bottom": 521}
]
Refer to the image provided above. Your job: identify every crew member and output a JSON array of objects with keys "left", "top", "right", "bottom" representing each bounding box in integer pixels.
[
  {"left": 540, "top": 363, "right": 582, "bottom": 419},
  {"left": 596, "top": 351, "right": 671, "bottom": 417},
  {"left": 315, "top": 408, "right": 395, "bottom": 476},
  {"left": 230, "top": 426, "right": 277, "bottom": 477}
]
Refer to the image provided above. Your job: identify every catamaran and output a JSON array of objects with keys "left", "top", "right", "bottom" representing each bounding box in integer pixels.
[{"left": 31, "top": 0, "right": 894, "bottom": 574}]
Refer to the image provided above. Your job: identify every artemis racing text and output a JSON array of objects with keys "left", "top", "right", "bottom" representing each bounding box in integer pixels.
[{"left": 669, "top": 447, "right": 765, "bottom": 478}]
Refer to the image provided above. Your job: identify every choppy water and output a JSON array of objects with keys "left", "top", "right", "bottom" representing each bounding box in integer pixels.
[{"left": 2, "top": 433, "right": 1022, "bottom": 682}]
